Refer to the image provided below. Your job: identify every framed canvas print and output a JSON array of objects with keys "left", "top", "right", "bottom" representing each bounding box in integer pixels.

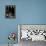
[{"left": 5, "top": 5, "right": 16, "bottom": 19}]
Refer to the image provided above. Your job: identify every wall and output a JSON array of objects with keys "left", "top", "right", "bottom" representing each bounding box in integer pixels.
[{"left": 0, "top": 0, "right": 46, "bottom": 44}]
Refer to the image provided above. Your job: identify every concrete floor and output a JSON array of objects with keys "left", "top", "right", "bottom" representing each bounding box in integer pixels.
[
  {"left": 0, "top": 44, "right": 18, "bottom": 46},
  {"left": 19, "top": 40, "right": 46, "bottom": 46},
  {"left": 0, "top": 40, "right": 46, "bottom": 46}
]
